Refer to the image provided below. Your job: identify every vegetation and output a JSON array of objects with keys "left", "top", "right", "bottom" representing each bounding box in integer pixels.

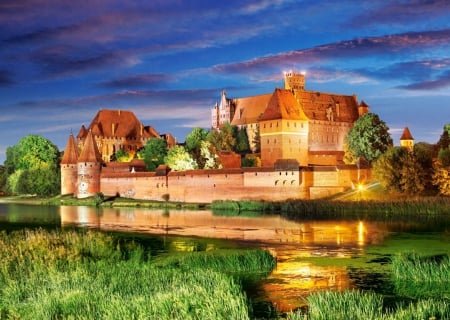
[
  {"left": 1, "top": 135, "right": 60, "bottom": 196},
  {"left": 0, "top": 229, "right": 275, "bottom": 319},
  {"left": 111, "top": 149, "right": 133, "bottom": 162},
  {"left": 345, "top": 113, "right": 393, "bottom": 163},
  {"left": 164, "top": 145, "right": 198, "bottom": 171},
  {"left": 139, "top": 137, "right": 168, "bottom": 171}
]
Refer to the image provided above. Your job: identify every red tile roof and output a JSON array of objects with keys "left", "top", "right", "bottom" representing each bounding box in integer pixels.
[
  {"left": 400, "top": 127, "right": 414, "bottom": 140},
  {"left": 231, "top": 93, "right": 272, "bottom": 125},
  {"left": 60, "top": 133, "right": 79, "bottom": 164},
  {"left": 260, "top": 89, "right": 308, "bottom": 121},
  {"left": 78, "top": 129, "right": 102, "bottom": 163}
]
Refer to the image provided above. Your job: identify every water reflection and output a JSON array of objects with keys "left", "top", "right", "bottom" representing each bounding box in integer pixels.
[{"left": 60, "top": 206, "right": 393, "bottom": 312}]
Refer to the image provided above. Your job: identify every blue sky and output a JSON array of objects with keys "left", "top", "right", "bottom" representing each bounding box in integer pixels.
[{"left": 1, "top": 0, "right": 450, "bottom": 163}]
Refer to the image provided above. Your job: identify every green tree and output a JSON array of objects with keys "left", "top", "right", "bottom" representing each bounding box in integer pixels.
[
  {"left": 345, "top": 113, "right": 392, "bottom": 163},
  {"left": 3, "top": 135, "right": 60, "bottom": 196},
  {"left": 140, "top": 138, "right": 167, "bottom": 171},
  {"left": 185, "top": 127, "right": 209, "bottom": 168},
  {"left": 373, "top": 146, "right": 427, "bottom": 194},
  {"left": 164, "top": 145, "right": 197, "bottom": 171},
  {"left": 438, "top": 148, "right": 450, "bottom": 167},
  {"left": 111, "top": 149, "right": 132, "bottom": 162},
  {"left": 436, "top": 124, "right": 450, "bottom": 152},
  {"left": 207, "top": 123, "right": 236, "bottom": 152},
  {"left": 200, "top": 141, "right": 222, "bottom": 169},
  {"left": 235, "top": 127, "right": 250, "bottom": 154}
]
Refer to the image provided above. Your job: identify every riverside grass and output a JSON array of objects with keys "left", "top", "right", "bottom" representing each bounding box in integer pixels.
[{"left": 0, "top": 229, "right": 274, "bottom": 319}]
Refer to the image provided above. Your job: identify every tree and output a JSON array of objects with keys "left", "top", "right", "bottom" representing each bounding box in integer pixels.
[
  {"left": 373, "top": 146, "right": 427, "bottom": 194},
  {"left": 207, "top": 123, "right": 236, "bottom": 152},
  {"left": 3, "top": 135, "right": 60, "bottom": 196},
  {"left": 185, "top": 127, "right": 209, "bottom": 168},
  {"left": 164, "top": 145, "right": 197, "bottom": 171},
  {"left": 432, "top": 164, "right": 450, "bottom": 196},
  {"left": 345, "top": 113, "right": 392, "bottom": 163},
  {"left": 235, "top": 127, "right": 250, "bottom": 154},
  {"left": 436, "top": 124, "right": 450, "bottom": 152},
  {"left": 200, "top": 141, "right": 222, "bottom": 169},
  {"left": 111, "top": 149, "right": 133, "bottom": 162},
  {"left": 139, "top": 138, "right": 167, "bottom": 171},
  {"left": 438, "top": 148, "right": 450, "bottom": 167}
]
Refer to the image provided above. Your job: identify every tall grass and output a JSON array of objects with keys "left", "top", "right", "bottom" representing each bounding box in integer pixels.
[
  {"left": 0, "top": 229, "right": 274, "bottom": 319},
  {"left": 391, "top": 252, "right": 450, "bottom": 299}
]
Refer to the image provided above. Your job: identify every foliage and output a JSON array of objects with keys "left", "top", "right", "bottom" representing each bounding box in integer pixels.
[
  {"left": 164, "top": 145, "right": 198, "bottom": 171},
  {"left": 432, "top": 164, "right": 450, "bottom": 196},
  {"left": 207, "top": 123, "right": 236, "bottom": 152},
  {"left": 185, "top": 127, "right": 209, "bottom": 168},
  {"left": 438, "top": 147, "right": 450, "bottom": 166},
  {"left": 140, "top": 138, "right": 167, "bottom": 171},
  {"left": 252, "top": 122, "right": 261, "bottom": 153},
  {"left": 3, "top": 135, "right": 60, "bottom": 196},
  {"left": 373, "top": 147, "right": 427, "bottom": 194},
  {"left": 200, "top": 140, "right": 222, "bottom": 169},
  {"left": 234, "top": 127, "right": 250, "bottom": 154},
  {"left": 436, "top": 124, "right": 450, "bottom": 152},
  {"left": 345, "top": 113, "right": 392, "bottom": 163},
  {"left": 343, "top": 141, "right": 357, "bottom": 164},
  {"left": 242, "top": 154, "right": 261, "bottom": 167},
  {"left": 111, "top": 149, "right": 133, "bottom": 162}
]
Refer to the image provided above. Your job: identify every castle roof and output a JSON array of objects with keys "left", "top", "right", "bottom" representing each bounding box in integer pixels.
[
  {"left": 259, "top": 89, "right": 308, "bottom": 121},
  {"left": 400, "top": 126, "right": 414, "bottom": 140},
  {"left": 295, "top": 90, "right": 360, "bottom": 122},
  {"left": 78, "top": 109, "right": 159, "bottom": 139},
  {"left": 231, "top": 93, "right": 272, "bottom": 125},
  {"left": 60, "top": 133, "right": 79, "bottom": 165},
  {"left": 78, "top": 129, "right": 102, "bottom": 163}
]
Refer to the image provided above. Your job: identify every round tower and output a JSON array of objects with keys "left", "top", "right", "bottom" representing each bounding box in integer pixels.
[
  {"left": 77, "top": 129, "right": 102, "bottom": 198},
  {"left": 60, "top": 133, "right": 79, "bottom": 195}
]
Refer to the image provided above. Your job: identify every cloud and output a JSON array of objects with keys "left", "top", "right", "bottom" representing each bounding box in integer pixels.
[
  {"left": 396, "top": 70, "right": 450, "bottom": 91},
  {"left": 99, "top": 74, "right": 174, "bottom": 89}
]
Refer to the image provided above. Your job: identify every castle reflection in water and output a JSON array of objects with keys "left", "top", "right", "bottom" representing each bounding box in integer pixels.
[{"left": 60, "top": 206, "right": 389, "bottom": 312}]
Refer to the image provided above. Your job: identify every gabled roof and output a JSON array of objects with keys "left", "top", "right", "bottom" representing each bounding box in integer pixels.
[
  {"left": 60, "top": 133, "right": 79, "bottom": 165},
  {"left": 78, "top": 109, "right": 159, "bottom": 139},
  {"left": 231, "top": 93, "right": 272, "bottom": 125},
  {"left": 259, "top": 89, "right": 308, "bottom": 121},
  {"left": 295, "top": 90, "right": 360, "bottom": 122},
  {"left": 78, "top": 130, "right": 102, "bottom": 163},
  {"left": 400, "top": 127, "right": 414, "bottom": 140}
]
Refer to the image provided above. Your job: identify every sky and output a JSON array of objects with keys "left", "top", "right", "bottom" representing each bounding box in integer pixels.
[{"left": 1, "top": 0, "right": 450, "bottom": 164}]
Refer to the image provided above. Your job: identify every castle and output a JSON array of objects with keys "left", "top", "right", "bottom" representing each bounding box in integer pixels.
[
  {"left": 212, "top": 72, "right": 369, "bottom": 166},
  {"left": 61, "top": 73, "right": 373, "bottom": 201}
]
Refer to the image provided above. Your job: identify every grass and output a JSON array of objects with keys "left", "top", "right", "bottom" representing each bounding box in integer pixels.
[{"left": 0, "top": 228, "right": 275, "bottom": 319}]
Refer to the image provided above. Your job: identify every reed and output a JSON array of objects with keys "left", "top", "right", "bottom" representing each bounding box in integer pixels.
[
  {"left": 0, "top": 229, "right": 275, "bottom": 319},
  {"left": 391, "top": 252, "right": 450, "bottom": 299}
]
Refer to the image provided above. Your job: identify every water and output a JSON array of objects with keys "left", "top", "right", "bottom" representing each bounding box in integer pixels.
[{"left": 1, "top": 203, "right": 449, "bottom": 314}]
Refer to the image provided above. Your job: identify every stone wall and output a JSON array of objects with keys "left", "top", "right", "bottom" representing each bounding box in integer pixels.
[{"left": 98, "top": 165, "right": 368, "bottom": 203}]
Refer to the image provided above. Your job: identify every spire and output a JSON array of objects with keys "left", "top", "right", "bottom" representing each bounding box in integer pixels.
[
  {"left": 61, "top": 133, "right": 79, "bottom": 164},
  {"left": 400, "top": 126, "right": 414, "bottom": 140},
  {"left": 78, "top": 129, "right": 102, "bottom": 163}
]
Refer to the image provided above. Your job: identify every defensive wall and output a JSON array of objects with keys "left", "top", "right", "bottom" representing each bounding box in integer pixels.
[{"left": 99, "top": 163, "right": 370, "bottom": 203}]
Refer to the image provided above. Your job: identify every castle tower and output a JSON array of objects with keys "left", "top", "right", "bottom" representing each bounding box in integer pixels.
[
  {"left": 60, "top": 133, "right": 79, "bottom": 195},
  {"left": 77, "top": 129, "right": 102, "bottom": 198},
  {"left": 284, "top": 71, "right": 305, "bottom": 91},
  {"left": 400, "top": 127, "right": 414, "bottom": 152}
]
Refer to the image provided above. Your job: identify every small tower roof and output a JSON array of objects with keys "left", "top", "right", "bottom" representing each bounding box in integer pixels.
[
  {"left": 78, "top": 129, "right": 102, "bottom": 163},
  {"left": 60, "top": 133, "right": 79, "bottom": 164},
  {"left": 400, "top": 127, "right": 414, "bottom": 140}
]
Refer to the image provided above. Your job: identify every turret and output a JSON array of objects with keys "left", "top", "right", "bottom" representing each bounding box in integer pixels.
[
  {"left": 60, "top": 133, "right": 79, "bottom": 195},
  {"left": 77, "top": 129, "right": 102, "bottom": 198},
  {"left": 284, "top": 71, "right": 305, "bottom": 91},
  {"left": 400, "top": 127, "right": 414, "bottom": 152}
]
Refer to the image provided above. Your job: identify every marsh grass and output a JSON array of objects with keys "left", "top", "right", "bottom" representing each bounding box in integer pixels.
[
  {"left": 391, "top": 252, "right": 450, "bottom": 299},
  {"left": 0, "top": 229, "right": 273, "bottom": 319}
]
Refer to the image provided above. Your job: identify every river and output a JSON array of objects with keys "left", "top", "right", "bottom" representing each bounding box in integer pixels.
[{"left": 1, "top": 203, "right": 449, "bottom": 313}]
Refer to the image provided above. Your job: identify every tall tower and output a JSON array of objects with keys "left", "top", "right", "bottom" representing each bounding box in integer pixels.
[
  {"left": 60, "top": 133, "right": 79, "bottom": 195},
  {"left": 77, "top": 129, "right": 102, "bottom": 198},
  {"left": 400, "top": 127, "right": 414, "bottom": 152},
  {"left": 284, "top": 71, "right": 305, "bottom": 91}
]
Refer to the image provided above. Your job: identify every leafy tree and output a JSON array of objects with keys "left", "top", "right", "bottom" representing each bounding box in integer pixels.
[
  {"left": 200, "top": 141, "right": 222, "bottom": 169},
  {"left": 432, "top": 164, "right": 450, "bottom": 196},
  {"left": 207, "top": 123, "right": 236, "bottom": 152},
  {"left": 139, "top": 138, "right": 167, "bottom": 171},
  {"left": 111, "top": 149, "right": 132, "bottom": 162},
  {"left": 373, "top": 146, "right": 427, "bottom": 194},
  {"left": 438, "top": 148, "right": 450, "bottom": 167},
  {"left": 185, "top": 127, "right": 209, "bottom": 168},
  {"left": 242, "top": 154, "right": 261, "bottom": 167},
  {"left": 3, "top": 135, "right": 60, "bottom": 196},
  {"left": 235, "top": 127, "right": 250, "bottom": 154},
  {"left": 164, "top": 145, "right": 197, "bottom": 171},
  {"left": 436, "top": 124, "right": 450, "bottom": 152},
  {"left": 345, "top": 113, "right": 392, "bottom": 163},
  {"left": 252, "top": 122, "right": 261, "bottom": 153}
]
